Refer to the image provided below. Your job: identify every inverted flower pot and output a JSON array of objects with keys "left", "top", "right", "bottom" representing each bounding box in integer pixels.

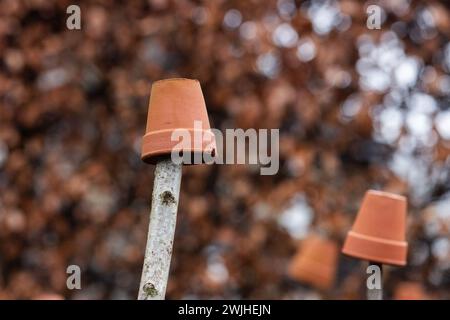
[
  {"left": 141, "top": 78, "right": 216, "bottom": 164},
  {"left": 392, "top": 281, "right": 430, "bottom": 300},
  {"left": 288, "top": 235, "right": 338, "bottom": 291},
  {"left": 393, "top": 282, "right": 429, "bottom": 300},
  {"left": 342, "top": 190, "right": 408, "bottom": 266}
]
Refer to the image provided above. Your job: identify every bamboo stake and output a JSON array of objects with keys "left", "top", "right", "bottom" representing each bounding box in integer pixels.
[
  {"left": 367, "top": 262, "right": 383, "bottom": 300},
  {"left": 138, "top": 159, "right": 182, "bottom": 300}
]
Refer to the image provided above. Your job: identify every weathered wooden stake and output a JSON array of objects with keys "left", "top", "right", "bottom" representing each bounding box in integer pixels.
[
  {"left": 367, "top": 262, "right": 383, "bottom": 300},
  {"left": 138, "top": 159, "right": 182, "bottom": 300}
]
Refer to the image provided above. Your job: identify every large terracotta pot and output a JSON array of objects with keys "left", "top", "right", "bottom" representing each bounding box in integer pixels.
[
  {"left": 141, "top": 78, "right": 216, "bottom": 164},
  {"left": 288, "top": 235, "right": 339, "bottom": 290},
  {"left": 342, "top": 190, "right": 408, "bottom": 266}
]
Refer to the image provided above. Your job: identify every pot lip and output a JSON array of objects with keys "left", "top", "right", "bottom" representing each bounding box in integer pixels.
[
  {"left": 141, "top": 127, "right": 216, "bottom": 164},
  {"left": 367, "top": 189, "right": 406, "bottom": 201},
  {"left": 152, "top": 78, "right": 199, "bottom": 85},
  {"left": 342, "top": 231, "right": 408, "bottom": 266},
  {"left": 342, "top": 248, "right": 407, "bottom": 266},
  {"left": 143, "top": 128, "right": 216, "bottom": 138},
  {"left": 347, "top": 230, "right": 407, "bottom": 246},
  {"left": 141, "top": 148, "right": 213, "bottom": 164}
]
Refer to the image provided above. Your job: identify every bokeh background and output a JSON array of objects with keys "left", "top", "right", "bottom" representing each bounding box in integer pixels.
[{"left": 0, "top": 0, "right": 449, "bottom": 299}]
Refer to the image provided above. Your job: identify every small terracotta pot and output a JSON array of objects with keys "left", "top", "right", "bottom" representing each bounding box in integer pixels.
[
  {"left": 141, "top": 78, "right": 216, "bottom": 164},
  {"left": 342, "top": 190, "right": 408, "bottom": 266},
  {"left": 33, "top": 293, "right": 64, "bottom": 300},
  {"left": 393, "top": 282, "right": 429, "bottom": 300},
  {"left": 288, "top": 235, "right": 339, "bottom": 291}
]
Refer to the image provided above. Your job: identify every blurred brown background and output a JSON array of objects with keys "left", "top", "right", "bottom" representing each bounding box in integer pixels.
[{"left": 0, "top": 0, "right": 449, "bottom": 299}]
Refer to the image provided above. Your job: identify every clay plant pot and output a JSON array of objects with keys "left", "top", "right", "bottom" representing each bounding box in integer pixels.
[
  {"left": 393, "top": 282, "right": 429, "bottom": 300},
  {"left": 33, "top": 293, "right": 64, "bottom": 300},
  {"left": 141, "top": 78, "right": 216, "bottom": 164},
  {"left": 288, "top": 235, "right": 339, "bottom": 291},
  {"left": 342, "top": 190, "right": 408, "bottom": 266}
]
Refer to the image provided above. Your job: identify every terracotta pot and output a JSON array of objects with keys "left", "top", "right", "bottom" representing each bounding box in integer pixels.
[
  {"left": 393, "top": 282, "right": 429, "bottom": 300},
  {"left": 141, "top": 78, "right": 216, "bottom": 164},
  {"left": 33, "top": 293, "right": 64, "bottom": 300},
  {"left": 342, "top": 190, "right": 408, "bottom": 266},
  {"left": 288, "top": 235, "right": 339, "bottom": 291}
]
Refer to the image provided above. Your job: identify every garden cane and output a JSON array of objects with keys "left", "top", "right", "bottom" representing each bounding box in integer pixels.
[
  {"left": 138, "top": 79, "right": 216, "bottom": 300},
  {"left": 366, "top": 262, "right": 382, "bottom": 300},
  {"left": 342, "top": 190, "right": 408, "bottom": 300},
  {"left": 138, "top": 159, "right": 182, "bottom": 300}
]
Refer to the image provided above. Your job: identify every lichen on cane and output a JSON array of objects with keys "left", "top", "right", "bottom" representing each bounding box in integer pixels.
[
  {"left": 160, "top": 191, "right": 176, "bottom": 205},
  {"left": 143, "top": 282, "right": 158, "bottom": 298}
]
